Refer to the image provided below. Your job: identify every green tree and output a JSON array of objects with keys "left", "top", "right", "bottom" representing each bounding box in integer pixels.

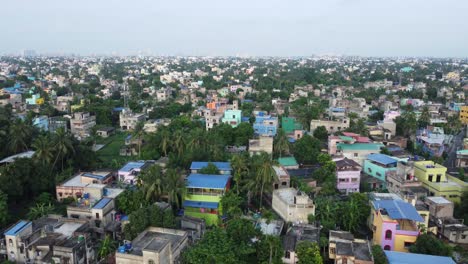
[
  {"left": 296, "top": 241, "right": 323, "bottom": 264},
  {"left": 313, "top": 126, "right": 328, "bottom": 142},
  {"left": 293, "top": 135, "right": 321, "bottom": 165},
  {"left": 51, "top": 127, "right": 75, "bottom": 171},
  {"left": 409, "top": 234, "right": 452, "bottom": 256},
  {"left": 340, "top": 193, "right": 370, "bottom": 233},
  {"left": 256, "top": 235, "right": 283, "bottom": 264},
  {"left": 255, "top": 153, "right": 276, "bottom": 209},
  {"left": 140, "top": 165, "right": 164, "bottom": 202},
  {"left": 198, "top": 162, "right": 220, "bottom": 175},
  {"left": 274, "top": 128, "right": 290, "bottom": 158},
  {"left": 98, "top": 235, "right": 117, "bottom": 260},
  {"left": 8, "top": 119, "right": 33, "bottom": 153},
  {"left": 164, "top": 168, "right": 186, "bottom": 209},
  {"left": 132, "top": 121, "right": 145, "bottom": 158},
  {"left": 0, "top": 191, "right": 8, "bottom": 226},
  {"left": 418, "top": 106, "right": 430, "bottom": 128},
  {"left": 159, "top": 129, "right": 170, "bottom": 156},
  {"left": 371, "top": 245, "right": 388, "bottom": 264},
  {"left": 183, "top": 228, "right": 239, "bottom": 264},
  {"left": 32, "top": 135, "right": 54, "bottom": 166},
  {"left": 221, "top": 191, "right": 243, "bottom": 218},
  {"left": 231, "top": 154, "right": 249, "bottom": 194},
  {"left": 27, "top": 203, "right": 55, "bottom": 220}
]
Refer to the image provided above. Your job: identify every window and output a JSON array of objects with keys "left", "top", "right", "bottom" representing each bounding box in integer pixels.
[
  {"left": 436, "top": 174, "right": 442, "bottom": 182},
  {"left": 95, "top": 213, "right": 100, "bottom": 219},
  {"left": 342, "top": 258, "right": 347, "bottom": 264},
  {"left": 285, "top": 251, "right": 291, "bottom": 259},
  {"left": 384, "top": 245, "right": 391, "bottom": 250},
  {"left": 330, "top": 247, "right": 336, "bottom": 255},
  {"left": 428, "top": 174, "right": 433, "bottom": 182},
  {"left": 462, "top": 235, "right": 466, "bottom": 239},
  {"left": 354, "top": 153, "right": 358, "bottom": 157},
  {"left": 351, "top": 178, "right": 358, "bottom": 182},
  {"left": 404, "top": 242, "right": 414, "bottom": 248},
  {"left": 148, "top": 260, "right": 155, "bottom": 264},
  {"left": 385, "top": 230, "right": 392, "bottom": 240},
  {"left": 368, "top": 168, "right": 372, "bottom": 173}
]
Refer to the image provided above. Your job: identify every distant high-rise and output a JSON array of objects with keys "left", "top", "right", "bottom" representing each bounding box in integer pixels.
[{"left": 22, "top": 49, "right": 37, "bottom": 57}]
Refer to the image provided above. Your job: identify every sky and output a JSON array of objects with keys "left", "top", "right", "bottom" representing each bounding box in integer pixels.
[{"left": 2, "top": 0, "right": 468, "bottom": 57}]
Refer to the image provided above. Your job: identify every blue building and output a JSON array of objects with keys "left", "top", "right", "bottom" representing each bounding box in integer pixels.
[
  {"left": 33, "top": 115, "right": 49, "bottom": 131},
  {"left": 384, "top": 251, "right": 455, "bottom": 264},
  {"left": 253, "top": 112, "right": 278, "bottom": 137},
  {"left": 190, "top": 161, "right": 232, "bottom": 175},
  {"left": 363, "top": 154, "right": 399, "bottom": 189}
]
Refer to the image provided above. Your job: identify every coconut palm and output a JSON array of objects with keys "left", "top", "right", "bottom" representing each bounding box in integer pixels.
[
  {"left": 132, "top": 121, "right": 145, "bottom": 158},
  {"left": 231, "top": 154, "right": 249, "bottom": 195},
  {"left": 173, "top": 130, "right": 185, "bottom": 156},
  {"left": 32, "top": 135, "right": 54, "bottom": 166},
  {"left": 273, "top": 128, "right": 290, "bottom": 158},
  {"left": 159, "top": 129, "right": 170, "bottom": 156},
  {"left": 140, "top": 165, "right": 164, "bottom": 202},
  {"left": 27, "top": 203, "right": 54, "bottom": 220},
  {"left": 8, "top": 119, "right": 32, "bottom": 153},
  {"left": 51, "top": 127, "right": 75, "bottom": 171},
  {"left": 98, "top": 235, "right": 117, "bottom": 260},
  {"left": 255, "top": 152, "right": 277, "bottom": 209},
  {"left": 164, "top": 168, "right": 186, "bottom": 209}
]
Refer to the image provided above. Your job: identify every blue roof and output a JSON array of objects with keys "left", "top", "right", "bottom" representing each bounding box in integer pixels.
[
  {"left": 113, "top": 107, "right": 125, "bottom": 112},
  {"left": 93, "top": 198, "right": 112, "bottom": 209},
  {"left": 384, "top": 251, "right": 455, "bottom": 264},
  {"left": 367, "top": 153, "right": 398, "bottom": 165},
  {"left": 372, "top": 200, "right": 424, "bottom": 222},
  {"left": 4, "top": 221, "right": 31, "bottom": 236},
  {"left": 190, "top": 162, "right": 232, "bottom": 171},
  {"left": 330, "top": 107, "right": 346, "bottom": 112},
  {"left": 186, "top": 174, "right": 230, "bottom": 189},
  {"left": 183, "top": 200, "right": 219, "bottom": 209},
  {"left": 82, "top": 173, "right": 106, "bottom": 180},
  {"left": 120, "top": 161, "right": 146, "bottom": 172}
]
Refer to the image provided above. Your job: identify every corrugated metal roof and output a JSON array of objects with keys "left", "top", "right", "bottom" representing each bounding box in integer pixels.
[
  {"left": 183, "top": 200, "right": 219, "bottom": 209},
  {"left": 367, "top": 154, "right": 398, "bottom": 165},
  {"left": 372, "top": 200, "right": 424, "bottom": 222},
  {"left": 119, "top": 161, "right": 146, "bottom": 172},
  {"left": 4, "top": 221, "right": 31, "bottom": 236},
  {"left": 93, "top": 198, "right": 112, "bottom": 209},
  {"left": 186, "top": 174, "right": 230, "bottom": 189},
  {"left": 384, "top": 251, "right": 455, "bottom": 264},
  {"left": 190, "top": 162, "right": 232, "bottom": 171}
]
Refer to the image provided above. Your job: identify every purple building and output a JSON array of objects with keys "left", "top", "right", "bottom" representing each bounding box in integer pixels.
[{"left": 335, "top": 158, "right": 361, "bottom": 195}]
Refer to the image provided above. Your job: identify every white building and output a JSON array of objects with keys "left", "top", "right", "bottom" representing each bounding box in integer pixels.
[{"left": 272, "top": 188, "right": 315, "bottom": 223}]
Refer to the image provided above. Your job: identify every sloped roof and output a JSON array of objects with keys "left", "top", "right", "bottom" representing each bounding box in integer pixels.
[
  {"left": 384, "top": 251, "right": 455, "bottom": 264},
  {"left": 186, "top": 174, "right": 230, "bottom": 189},
  {"left": 372, "top": 200, "right": 424, "bottom": 222},
  {"left": 190, "top": 161, "right": 232, "bottom": 171},
  {"left": 367, "top": 154, "right": 398, "bottom": 165}
]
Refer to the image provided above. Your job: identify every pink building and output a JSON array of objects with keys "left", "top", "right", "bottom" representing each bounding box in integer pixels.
[
  {"left": 335, "top": 158, "right": 361, "bottom": 194},
  {"left": 118, "top": 161, "right": 154, "bottom": 184}
]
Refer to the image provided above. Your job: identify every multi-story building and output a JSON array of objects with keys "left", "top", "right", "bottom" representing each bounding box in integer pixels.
[
  {"left": 48, "top": 116, "right": 68, "bottom": 133},
  {"left": 156, "top": 87, "right": 172, "bottom": 102},
  {"left": 335, "top": 158, "right": 361, "bottom": 195},
  {"left": 119, "top": 108, "right": 146, "bottom": 130},
  {"left": 416, "top": 127, "right": 445, "bottom": 157},
  {"left": 363, "top": 154, "right": 399, "bottom": 190},
  {"left": 456, "top": 149, "right": 468, "bottom": 167},
  {"left": 253, "top": 112, "right": 278, "bottom": 137},
  {"left": 386, "top": 161, "right": 421, "bottom": 196},
  {"left": 460, "top": 106, "right": 468, "bottom": 124},
  {"left": 32, "top": 115, "right": 49, "bottom": 131},
  {"left": 204, "top": 109, "right": 223, "bottom": 131},
  {"left": 384, "top": 251, "right": 456, "bottom": 264},
  {"left": 336, "top": 142, "right": 384, "bottom": 166},
  {"left": 310, "top": 117, "right": 350, "bottom": 134},
  {"left": 221, "top": 109, "right": 242, "bottom": 128},
  {"left": 272, "top": 166, "right": 290, "bottom": 190},
  {"left": 70, "top": 112, "right": 96, "bottom": 140},
  {"left": 370, "top": 197, "right": 424, "bottom": 252},
  {"left": 249, "top": 136, "right": 273, "bottom": 156},
  {"left": 272, "top": 188, "right": 315, "bottom": 223},
  {"left": 54, "top": 95, "right": 74, "bottom": 113},
  {"left": 413, "top": 161, "right": 468, "bottom": 203},
  {"left": 282, "top": 224, "right": 321, "bottom": 264},
  {"left": 183, "top": 173, "right": 231, "bottom": 226},
  {"left": 118, "top": 161, "right": 154, "bottom": 185},
  {"left": 115, "top": 227, "right": 188, "bottom": 264},
  {"left": 56, "top": 171, "right": 114, "bottom": 201},
  {"left": 329, "top": 230, "right": 374, "bottom": 264},
  {"left": 282, "top": 117, "right": 303, "bottom": 134}
]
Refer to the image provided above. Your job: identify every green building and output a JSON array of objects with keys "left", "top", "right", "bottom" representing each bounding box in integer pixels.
[{"left": 282, "top": 117, "right": 303, "bottom": 134}]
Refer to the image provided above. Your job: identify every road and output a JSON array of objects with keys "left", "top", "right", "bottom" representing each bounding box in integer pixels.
[{"left": 444, "top": 127, "right": 465, "bottom": 169}]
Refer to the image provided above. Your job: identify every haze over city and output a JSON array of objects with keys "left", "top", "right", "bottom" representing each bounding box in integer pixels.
[{"left": 2, "top": 0, "right": 468, "bottom": 57}]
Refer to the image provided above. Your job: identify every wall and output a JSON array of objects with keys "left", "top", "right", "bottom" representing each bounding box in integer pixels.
[{"left": 336, "top": 170, "right": 360, "bottom": 194}]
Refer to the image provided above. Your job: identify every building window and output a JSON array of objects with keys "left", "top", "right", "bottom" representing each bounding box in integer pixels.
[
  {"left": 330, "top": 247, "right": 336, "bottom": 255},
  {"left": 462, "top": 235, "right": 466, "bottom": 239},
  {"left": 404, "top": 242, "right": 414, "bottom": 248},
  {"left": 342, "top": 258, "right": 347, "bottom": 264},
  {"left": 385, "top": 230, "right": 392, "bottom": 240},
  {"left": 436, "top": 174, "right": 442, "bottom": 182},
  {"left": 428, "top": 174, "right": 433, "bottom": 182},
  {"left": 148, "top": 260, "right": 155, "bottom": 264},
  {"left": 354, "top": 153, "right": 358, "bottom": 157},
  {"left": 95, "top": 213, "right": 100, "bottom": 219},
  {"left": 384, "top": 245, "right": 391, "bottom": 250},
  {"left": 285, "top": 251, "right": 291, "bottom": 259}
]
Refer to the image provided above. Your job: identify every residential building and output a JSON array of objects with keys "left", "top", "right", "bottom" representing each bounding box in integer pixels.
[
  {"left": 278, "top": 157, "right": 299, "bottom": 169},
  {"left": 253, "top": 112, "right": 278, "bottom": 137},
  {"left": 386, "top": 161, "right": 421, "bottom": 196},
  {"left": 336, "top": 142, "right": 384, "bottom": 166},
  {"left": 329, "top": 230, "right": 374, "bottom": 264},
  {"left": 156, "top": 87, "right": 172, "bottom": 102},
  {"left": 70, "top": 112, "right": 96, "bottom": 140},
  {"left": 54, "top": 95, "right": 73, "bottom": 113},
  {"left": 272, "top": 188, "right": 315, "bottom": 223},
  {"left": 1, "top": 216, "right": 94, "bottom": 264},
  {"left": 119, "top": 108, "right": 146, "bottom": 130},
  {"left": 282, "top": 117, "right": 303, "bottom": 134},
  {"left": 363, "top": 154, "right": 399, "bottom": 190},
  {"left": 115, "top": 227, "right": 188, "bottom": 264},
  {"left": 310, "top": 117, "right": 350, "bottom": 134},
  {"left": 48, "top": 116, "right": 68, "bottom": 133},
  {"left": 249, "top": 136, "right": 273, "bottom": 156},
  {"left": 370, "top": 197, "right": 424, "bottom": 252},
  {"left": 221, "top": 109, "right": 242, "bottom": 128},
  {"left": 189, "top": 161, "right": 232, "bottom": 175},
  {"left": 282, "top": 224, "right": 321, "bottom": 264},
  {"left": 460, "top": 105, "right": 468, "bottom": 124},
  {"left": 26, "top": 93, "right": 44, "bottom": 105},
  {"left": 414, "top": 161, "right": 468, "bottom": 203},
  {"left": 32, "top": 115, "right": 49, "bottom": 131},
  {"left": 416, "top": 127, "right": 445, "bottom": 157},
  {"left": 183, "top": 173, "right": 231, "bottom": 226},
  {"left": 335, "top": 158, "right": 361, "bottom": 195},
  {"left": 456, "top": 149, "right": 468, "bottom": 167},
  {"left": 96, "top": 127, "right": 115, "bottom": 138},
  {"left": 143, "top": 118, "right": 170, "bottom": 133},
  {"left": 56, "top": 171, "right": 114, "bottom": 201},
  {"left": 118, "top": 161, "right": 154, "bottom": 185},
  {"left": 384, "top": 251, "right": 455, "bottom": 264},
  {"left": 204, "top": 109, "right": 223, "bottom": 131},
  {"left": 273, "top": 166, "right": 291, "bottom": 190}
]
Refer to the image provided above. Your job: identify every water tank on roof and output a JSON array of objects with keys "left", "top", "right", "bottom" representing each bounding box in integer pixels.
[
  {"left": 124, "top": 242, "right": 132, "bottom": 250},
  {"left": 118, "top": 246, "right": 126, "bottom": 253},
  {"left": 83, "top": 193, "right": 90, "bottom": 199}
]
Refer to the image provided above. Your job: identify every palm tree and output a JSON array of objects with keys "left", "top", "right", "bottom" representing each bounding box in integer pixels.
[
  {"left": 255, "top": 152, "right": 276, "bottom": 209},
  {"left": 27, "top": 203, "right": 54, "bottom": 220},
  {"left": 51, "top": 127, "right": 75, "bottom": 171},
  {"left": 140, "top": 165, "right": 164, "bottom": 202},
  {"left": 159, "top": 129, "right": 170, "bottom": 156},
  {"left": 132, "top": 121, "right": 145, "bottom": 158},
  {"left": 173, "top": 130, "right": 185, "bottom": 156},
  {"left": 164, "top": 168, "right": 186, "bottom": 209},
  {"left": 32, "top": 135, "right": 54, "bottom": 166},
  {"left": 231, "top": 155, "right": 249, "bottom": 195},
  {"left": 274, "top": 128, "right": 289, "bottom": 158},
  {"left": 8, "top": 119, "right": 32, "bottom": 153}
]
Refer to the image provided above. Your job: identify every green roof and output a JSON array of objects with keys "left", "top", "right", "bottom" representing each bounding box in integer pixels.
[
  {"left": 337, "top": 143, "right": 384, "bottom": 151},
  {"left": 278, "top": 157, "right": 298, "bottom": 167},
  {"left": 339, "top": 136, "right": 354, "bottom": 141}
]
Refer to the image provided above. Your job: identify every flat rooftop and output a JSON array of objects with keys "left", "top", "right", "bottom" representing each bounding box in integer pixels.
[
  {"left": 53, "top": 221, "right": 84, "bottom": 237},
  {"left": 130, "top": 230, "right": 187, "bottom": 256},
  {"left": 255, "top": 219, "right": 284, "bottom": 236}
]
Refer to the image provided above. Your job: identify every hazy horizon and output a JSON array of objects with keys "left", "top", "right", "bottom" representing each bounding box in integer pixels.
[{"left": 2, "top": 0, "right": 468, "bottom": 57}]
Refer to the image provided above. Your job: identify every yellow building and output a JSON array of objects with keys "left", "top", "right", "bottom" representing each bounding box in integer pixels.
[
  {"left": 414, "top": 161, "right": 468, "bottom": 203},
  {"left": 459, "top": 106, "right": 468, "bottom": 124}
]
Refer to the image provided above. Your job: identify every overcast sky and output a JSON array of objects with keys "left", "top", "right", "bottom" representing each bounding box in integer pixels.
[{"left": 2, "top": 0, "right": 468, "bottom": 57}]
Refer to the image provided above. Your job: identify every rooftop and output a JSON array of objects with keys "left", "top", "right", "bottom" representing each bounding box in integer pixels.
[
  {"left": 93, "top": 197, "right": 112, "bottom": 209},
  {"left": 190, "top": 161, "right": 232, "bottom": 171},
  {"left": 186, "top": 174, "right": 230, "bottom": 189},
  {"left": 372, "top": 200, "right": 424, "bottom": 222},
  {"left": 426, "top": 196, "right": 452, "bottom": 205},
  {"left": 278, "top": 157, "right": 298, "bottom": 167},
  {"left": 0, "top": 150, "right": 35, "bottom": 164},
  {"left": 4, "top": 220, "right": 31, "bottom": 236},
  {"left": 337, "top": 143, "right": 384, "bottom": 151},
  {"left": 384, "top": 251, "right": 455, "bottom": 264},
  {"left": 119, "top": 161, "right": 147, "bottom": 172},
  {"left": 367, "top": 153, "right": 398, "bottom": 166},
  {"left": 127, "top": 228, "right": 187, "bottom": 256}
]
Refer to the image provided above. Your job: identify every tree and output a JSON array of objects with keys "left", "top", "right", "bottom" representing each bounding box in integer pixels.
[
  {"left": 159, "top": 129, "right": 170, "bottom": 156},
  {"left": 256, "top": 235, "right": 283, "bottom": 264},
  {"left": 0, "top": 191, "right": 8, "bottom": 226},
  {"left": 418, "top": 106, "right": 430, "bottom": 128},
  {"left": 274, "top": 128, "right": 290, "bottom": 158},
  {"left": 132, "top": 121, "right": 145, "bottom": 158},
  {"left": 371, "top": 245, "right": 388, "bottom": 264},
  {"left": 32, "top": 135, "right": 54, "bottom": 166},
  {"left": 51, "top": 127, "right": 75, "bottom": 171},
  {"left": 198, "top": 163, "right": 220, "bottom": 175},
  {"left": 340, "top": 193, "right": 370, "bottom": 233},
  {"left": 8, "top": 119, "right": 33, "bottom": 153},
  {"left": 221, "top": 191, "right": 243, "bottom": 218},
  {"left": 27, "top": 203, "right": 55, "bottom": 220},
  {"left": 98, "top": 235, "right": 117, "bottom": 260},
  {"left": 409, "top": 234, "right": 452, "bottom": 256},
  {"left": 296, "top": 241, "right": 323, "bottom": 264},
  {"left": 183, "top": 228, "right": 239, "bottom": 264},
  {"left": 164, "top": 168, "right": 185, "bottom": 209},
  {"left": 313, "top": 126, "right": 328, "bottom": 142},
  {"left": 255, "top": 153, "right": 276, "bottom": 209},
  {"left": 140, "top": 165, "right": 164, "bottom": 202},
  {"left": 293, "top": 135, "right": 321, "bottom": 165},
  {"left": 231, "top": 154, "right": 249, "bottom": 194}
]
